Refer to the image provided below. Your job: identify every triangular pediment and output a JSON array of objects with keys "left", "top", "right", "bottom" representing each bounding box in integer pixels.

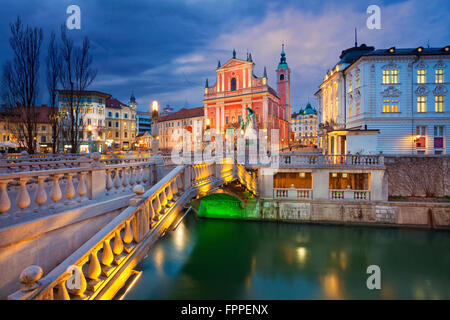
[{"left": 218, "top": 58, "right": 253, "bottom": 70}]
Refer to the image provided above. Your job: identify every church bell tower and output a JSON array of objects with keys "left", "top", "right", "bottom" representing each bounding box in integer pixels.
[{"left": 277, "top": 44, "right": 291, "bottom": 122}]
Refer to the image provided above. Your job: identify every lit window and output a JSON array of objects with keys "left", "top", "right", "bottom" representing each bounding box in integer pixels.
[
  {"left": 417, "top": 69, "right": 426, "bottom": 84},
  {"left": 417, "top": 96, "right": 427, "bottom": 112},
  {"left": 435, "top": 96, "right": 444, "bottom": 112},
  {"left": 348, "top": 79, "right": 352, "bottom": 93},
  {"left": 435, "top": 69, "right": 444, "bottom": 83},
  {"left": 391, "top": 69, "right": 399, "bottom": 84},
  {"left": 383, "top": 100, "right": 390, "bottom": 112},
  {"left": 382, "top": 70, "right": 390, "bottom": 84},
  {"left": 348, "top": 105, "right": 353, "bottom": 118},
  {"left": 356, "top": 74, "right": 360, "bottom": 88},
  {"left": 391, "top": 100, "right": 398, "bottom": 112}
]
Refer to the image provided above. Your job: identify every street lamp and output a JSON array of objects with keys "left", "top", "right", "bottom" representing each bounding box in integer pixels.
[{"left": 151, "top": 100, "right": 160, "bottom": 154}]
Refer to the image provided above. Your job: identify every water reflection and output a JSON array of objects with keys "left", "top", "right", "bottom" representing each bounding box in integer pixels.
[{"left": 125, "top": 216, "right": 450, "bottom": 300}]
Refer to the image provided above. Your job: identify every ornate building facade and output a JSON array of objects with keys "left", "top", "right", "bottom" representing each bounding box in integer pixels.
[
  {"left": 290, "top": 103, "right": 318, "bottom": 146},
  {"left": 203, "top": 47, "right": 291, "bottom": 147},
  {"left": 315, "top": 44, "right": 450, "bottom": 155}
]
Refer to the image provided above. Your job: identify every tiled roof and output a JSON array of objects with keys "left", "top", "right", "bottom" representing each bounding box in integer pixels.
[
  {"left": 57, "top": 90, "right": 112, "bottom": 99},
  {"left": 0, "top": 105, "right": 58, "bottom": 124},
  {"left": 106, "top": 98, "right": 127, "bottom": 109},
  {"left": 159, "top": 107, "right": 204, "bottom": 122}
]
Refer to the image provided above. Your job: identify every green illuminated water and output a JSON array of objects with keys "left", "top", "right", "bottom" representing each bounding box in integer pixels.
[{"left": 125, "top": 214, "right": 450, "bottom": 300}]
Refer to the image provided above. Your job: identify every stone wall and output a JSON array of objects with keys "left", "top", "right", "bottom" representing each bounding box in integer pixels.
[
  {"left": 258, "top": 199, "right": 450, "bottom": 229},
  {"left": 385, "top": 155, "right": 450, "bottom": 197}
]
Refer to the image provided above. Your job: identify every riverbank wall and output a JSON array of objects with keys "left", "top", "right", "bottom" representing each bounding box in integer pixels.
[{"left": 197, "top": 197, "right": 450, "bottom": 230}]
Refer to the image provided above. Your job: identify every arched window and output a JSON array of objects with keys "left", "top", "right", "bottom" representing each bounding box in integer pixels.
[
  {"left": 231, "top": 78, "right": 237, "bottom": 91},
  {"left": 280, "top": 74, "right": 285, "bottom": 81}
]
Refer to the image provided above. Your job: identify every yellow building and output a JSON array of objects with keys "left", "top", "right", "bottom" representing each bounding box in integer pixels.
[{"left": 105, "top": 96, "right": 137, "bottom": 151}]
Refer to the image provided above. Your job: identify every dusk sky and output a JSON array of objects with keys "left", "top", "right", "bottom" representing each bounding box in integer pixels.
[{"left": 0, "top": 0, "right": 449, "bottom": 113}]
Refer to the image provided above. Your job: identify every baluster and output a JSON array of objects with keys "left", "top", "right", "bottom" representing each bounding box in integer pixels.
[
  {"left": 113, "top": 168, "right": 121, "bottom": 191},
  {"left": 149, "top": 200, "right": 155, "bottom": 225},
  {"left": 0, "top": 179, "right": 11, "bottom": 215},
  {"left": 56, "top": 279, "right": 70, "bottom": 300},
  {"left": 64, "top": 173, "right": 76, "bottom": 204},
  {"left": 49, "top": 174, "right": 63, "bottom": 208},
  {"left": 123, "top": 220, "right": 133, "bottom": 244},
  {"left": 101, "top": 239, "right": 114, "bottom": 267},
  {"left": 142, "top": 166, "right": 149, "bottom": 183},
  {"left": 122, "top": 168, "right": 129, "bottom": 190},
  {"left": 105, "top": 170, "right": 113, "bottom": 195},
  {"left": 129, "top": 167, "right": 136, "bottom": 186},
  {"left": 135, "top": 167, "right": 142, "bottom": 184},
  {"left": 87, "top": 250, "right": 101, "bottom": 280},
  {"left": 177, "top": 175, "right": 183, "bottom": 191},
  {"left": 153, "top": 196, "right": 162, "bottom": 220},
  {"left": 172, "top": 178, "right": 178, "bottom": 196},
  {"left": 159, "top": 189, "right": 168, "bottom": 207},
  {"left": 34, "top": 176, "right": 48, "bottom": 211},
  {"left": 166, "top": 183, "right": 173, "bottom": 202},
  {"left": 68, "top": 265, "right": 87, "bottom": 297},
  {"left": 112, "top": 229, "right": 124, "bottom": 256},
  {"left": 15, "top": 178, "right": 31, "bottom": 215},
  {"left": 77, "top": 172, "right": 87, "bottom": 200}
]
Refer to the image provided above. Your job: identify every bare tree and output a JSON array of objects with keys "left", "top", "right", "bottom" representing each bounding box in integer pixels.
[
  {"left": 59, "top": 26, "right": 97, "bottom": 153},
  {"left": 1, "top": 17, "right": 43, "bottom": 153},
  {"left": 46, "top": 31, "right": 62, "bottom": 153}
]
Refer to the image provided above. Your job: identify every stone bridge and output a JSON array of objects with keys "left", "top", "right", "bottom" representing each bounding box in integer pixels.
[{"left": 5, "top": 157, "right": 257, "bottom": 300}]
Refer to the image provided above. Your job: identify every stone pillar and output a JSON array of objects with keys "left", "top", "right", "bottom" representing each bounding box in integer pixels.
[
  {"left": 312, "top": 169, "right": 329, "bottom": 200},
  {"left": 86, "top": 152, "right": 106, "bottom": 200},
  {"left": 153, "top": 153, "right": 165, "bottom": 183}
]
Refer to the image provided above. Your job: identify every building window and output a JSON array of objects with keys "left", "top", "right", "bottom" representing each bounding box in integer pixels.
[
  {"left": 383, "top": 100, "right": 390, "bottom": 112},
  {"left": 382, "top": 70, "right": 390, "bottom": 84},
  {"left": 116, "top": 122, "right": 119, "bottom": 127},
  {"left": 417, "top": 69, "right": 426, "bottom": 84},
  {"left": 280, "top": 74, "right": 284, "bottom": 81},
  {"left": 348, "top": 105, "right": 352, "bottom": 118},
  {"left": 382, "top": 69, "right": 399, "bottom": 84},
  {"left": 356, "top": 74, "right": 360, "bottom": 88},
  {"left": 348, "top": 79, "right": 352, "bottom": 93},
  {"left": 41, "top": 126, "right": 46, "bottom": 131},
  {"left": 115, "top": 132, "right": 119, "bottom": 138},
  {"left": 417, "top": 96, "right": 427, "bottom": 112},
  {"left": 116, "top": 112, "right": 119, "bottom": 118},
  {"left": 434, "top": 126, "right": 444, "bottom": 153},
  {"left": 435, "top": 96, "right": 444, "bottom": 112},
  {"left": 416, "top": 126, "right": 427, "bottom": 149},
  {"left": 225, "top": 116, "right": 229, "bottom": 124},
  {"left": 41, "top": 136, "right": 46, "bottom": 143},
  {"left": 231, "top": 78, "right": 237, "bottom": 91},
  {"left": 108, "top": 112, "right": 112, "bottom": 117},
  {"left": 391, "top": 100, "right": 398, "bottom": 112},
  {"left": 124, "top": 132, "right": 127, "bottom": 138},
  {"left": 99, "top": 108, "right": 103, "bottom": 115},
  {"left": 108, "top": 121, "right": 111, "bottom": 127},
  {"left": 435, "top": 69, "right": 444, "bottom": 83},
  {"left": 124, "top": 113, "right": 128, "bottom": 119}
]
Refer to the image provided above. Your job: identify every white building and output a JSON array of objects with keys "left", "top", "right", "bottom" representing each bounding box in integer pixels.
[
  {"left": 315, "top": 44, "right": 450, "bottom": 155},
  {"left": 157, "top": 107, "right": 204, "bottom": 153},
  {"left": 290, "top": 103, "right": 318, "bottom": 146}
]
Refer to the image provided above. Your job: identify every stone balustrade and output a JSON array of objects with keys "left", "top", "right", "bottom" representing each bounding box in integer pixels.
[
  {"left": 8, "top": 160, "right": 258, "bottom": 300},
  {"left": 280, "top": 153, "right": 384, "bottom": 168},
  {"left": 273, "top": 187, "right": 313, "bottom": 200},
  {"left": 329, "top": 189, "right": 370, "bottom": 201},
  {"left": 0, "top": 159, "right": 159, "bottom": 228}
]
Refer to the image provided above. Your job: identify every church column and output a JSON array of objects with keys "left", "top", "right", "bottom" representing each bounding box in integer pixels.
[
  {"left": 215, "top": 106, "right": 220, "bottom": 134},
  {"left": 221, "top": 72, "right": 225, "bottom": 92},
  {"left": 243, "top": 68, "right": 246, "bottom": 89},
  {"left": 221, "top": 104, "right": 225, "bottom": 133}
]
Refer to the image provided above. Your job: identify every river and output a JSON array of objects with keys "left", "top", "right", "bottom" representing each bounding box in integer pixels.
[{"left": 125, "top": 214, "right": 449, "bottom": 299}]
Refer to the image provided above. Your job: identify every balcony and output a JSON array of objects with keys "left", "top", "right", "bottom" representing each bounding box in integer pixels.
[{"left": 280, "top": 153, "right": 384, "bottom": 169}]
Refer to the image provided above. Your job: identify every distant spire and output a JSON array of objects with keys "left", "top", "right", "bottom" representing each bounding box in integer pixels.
[
  {"left": 217, "top": 60, "right": 221, "bottom": 68},
  {"left": 232, "top": 49, "right": 236, "bottom": 59},
  {"left": 205, "top": 78, "right": 209, "bottom": 88},
  {"left": 354, "top": 28, "right": 358, "bottom": 47},
  {"left": 248, "top": 53, "right": 252, "bottom": 62},
  {"left": 278, "top": 44, "right": 288, "bottom": 69},
  {"left": 263, "top": 66, "right": 267, "bottom": 78},
  {"left": 130, "top": 91, "right": 136, "bottom": 103}
]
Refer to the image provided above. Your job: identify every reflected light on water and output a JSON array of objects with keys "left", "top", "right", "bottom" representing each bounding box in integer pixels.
[
  {"left": 321, "top": 271, "right": 344, "bottom": 299},
  {"left": 154, "top": 246, "right": 165, "bottom": 275},
  {"left": 296, "top": 247, "right": 308, "bottom": 266},
  {"left": 339, "top": 251, "right": 347, "bottom": 270},
  {"left": 173, "top": 224, "right": 186, "bottom": 251}
]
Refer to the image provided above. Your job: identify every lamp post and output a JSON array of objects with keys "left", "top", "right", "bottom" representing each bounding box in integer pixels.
[
  {"left": 151, "top": 100, "right": 160, "bottom": 155},
  {"left": 87, "top": 125, "right": 93, "bottom": 153}
]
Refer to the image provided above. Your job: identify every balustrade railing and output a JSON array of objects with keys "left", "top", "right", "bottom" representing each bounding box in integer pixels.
[
  {"left": 0, "top": 160, "right": 158, "bottom": 227},
  {"left": 273, "top": 187, "right": 313, "bottom": 200},
  {"left": 280, "top": 153, "right": 384, "bottom": 168},
  {"left": 329, "top": 189, "right": 370, "bottom": 201},
  {"left": 8, "top": 161, "right": 258, "bottom": 300}
]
